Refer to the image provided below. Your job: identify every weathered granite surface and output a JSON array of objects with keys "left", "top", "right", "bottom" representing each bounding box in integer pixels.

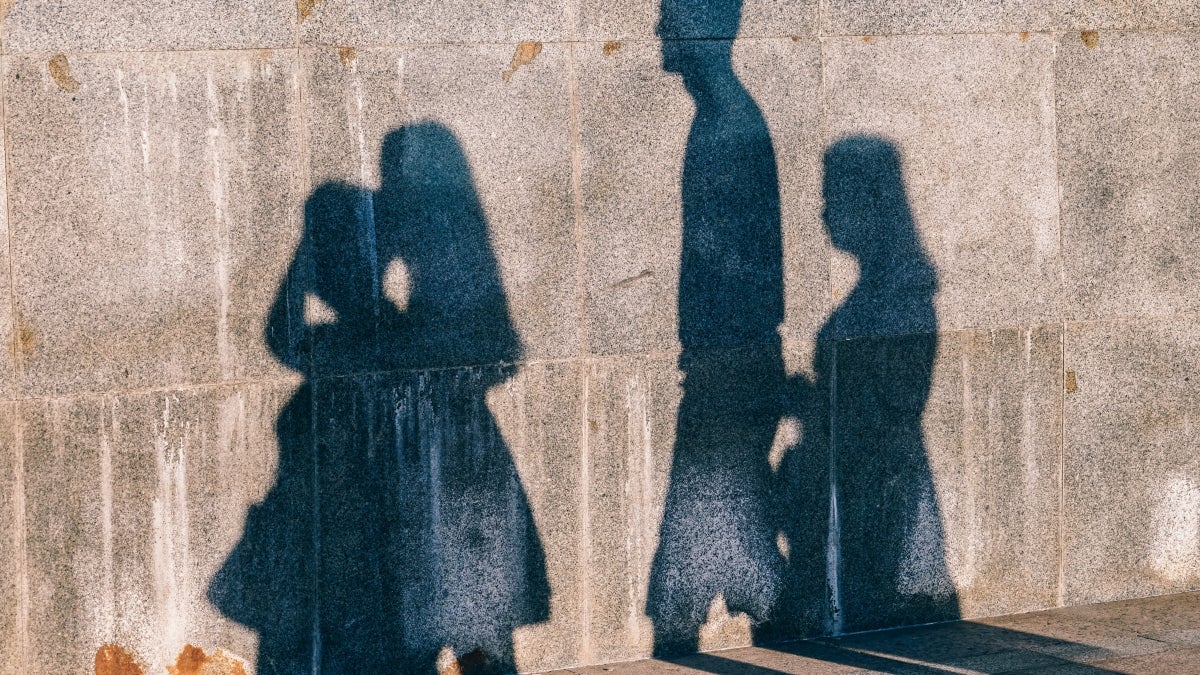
[{"left": 0, "top": 2, "right": 1196, "bottom": 674}]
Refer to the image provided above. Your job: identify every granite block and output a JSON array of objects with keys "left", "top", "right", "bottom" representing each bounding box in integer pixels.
[
  {"left": 469, "top": 361, "right": 584, "bottom": 672},
  {"left": 832, "top": 325, "right": 1062, "bottom": 633},
  {"left": 822, "top": 0, "right": 1058, "bottom": 35},
  {"left": 1051, "top": 3, "right": 1200, "bottom": 31},
  {"left": 1063, "top": 317, "right": 1200, "bottom": 605},
  {"left": 191, "top": 383, "right": 307, "bottom": 674},
  {"left": 1092, "top": 647, "right": 1200, "bottom": 674},
  {"left": 1063, "top": 591, "right": 1200, "bottom": 636},
  {"left": 2, "top": 0, "right": 294, "bottom": 53},
  {"left": 581, "top": 353, "right": 676, "bottom": 663},
  {"left": 932, "top": 326, "right": 1063, "bottom": 620},
  {"left": 979, "top": 610, "right": 1172, "bottom": 663},
  {"left": 298, "top": 44, "right": 578, "bottom": 371},
  {"left": 0, "top": 118, "right": 17, "bottom": 400},
  {"left": 0, "top": 404, "right": 22, "bottom": 675},
  {"left": 1056, "top": 31, "right": 1200, "bottom": 321},
  {"left": 21, "top": 385, "right": 288, "bottom": 675},
  {"left": 822, "top": 33, "right": 1061, "bottom": 338},
  {"left": 5, "top": 50, "right": 302, "bottom": 396},
  {"left": 573, "top": 0, "right": 818, "bottom": 42},
  {"left": 294, "top": 47, "right": 410, "bottom": 376},
  {"left": 822, "top": 0, "right": 1200, "bottom": 35},
  {"left": 577, "top": 38, "right": 825, "bottom": 356},
  {"left": 297, "top": 0, "right": 569, "bottom": 47}
]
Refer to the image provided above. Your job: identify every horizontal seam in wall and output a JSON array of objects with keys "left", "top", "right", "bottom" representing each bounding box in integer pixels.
[
  {"left": 2, "top": 312, "right": 1195, "bottom": 403},
  {"left": 4, "top": 26, "right": 1200, "bottom": 58}
]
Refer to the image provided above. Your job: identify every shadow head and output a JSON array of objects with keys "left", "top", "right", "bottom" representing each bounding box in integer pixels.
[
  {"left": 821, "top": 135, "right": 918, "bottom": 260},
  {"left": 301, "top": 181, "right": 375, "bottom": 321},
  {"left": 379, "top": 121, "right": 473, "bottom": 198},
  {"left": 656, "top": 0, "right": 742, "bottom": 74}
]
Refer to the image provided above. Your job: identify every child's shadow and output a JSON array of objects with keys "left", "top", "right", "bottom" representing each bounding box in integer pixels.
[{"left": 777, "top": 135, "right": 955, "bottom": 636}]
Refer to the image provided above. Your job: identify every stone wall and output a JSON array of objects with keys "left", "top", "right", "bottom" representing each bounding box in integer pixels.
[{"left": 1, "top": 0, "right": 1199, "bottom": 673}]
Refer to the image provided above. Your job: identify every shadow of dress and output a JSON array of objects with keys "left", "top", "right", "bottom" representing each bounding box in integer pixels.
[
  {"left": 209, "top": 123, "right": 549, "bottom": 674},
  {"left": 779, "top": 136, "right": 957, "bottom": 634}
]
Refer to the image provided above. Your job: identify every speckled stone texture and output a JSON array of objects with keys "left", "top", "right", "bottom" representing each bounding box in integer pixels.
[
  {"left": 297, "top": 0, "right": 569, "bottom": 47},
  {"left": 822, "top": 0, "right": 1200, "bottom": 35},
  {"left": 1056, "top": 30, "right": 1200, "bottom": 321},
  {"left": 3, "top": 0, "right": 296, "bottom": 52},
  {"left": 0, "top": 404, "right": 21, "bottom": 675},
  {"left": 1064, "top": 317, "right": 1200, "bottom": 606},
  {"left": 822, "top": 33, "right": 1061, "bottom": 337},
  {"left": 0, "top": 0, "right": 1199, "bottom": 673},
  {"left": 576, "top": 37, "right": 827, "bottom": 356},
  {"left": 5, "top": 50, "right": 302, "bottom": 396},
  {"left": 19, "top": 386, "right": 285, "bottom": 675}
]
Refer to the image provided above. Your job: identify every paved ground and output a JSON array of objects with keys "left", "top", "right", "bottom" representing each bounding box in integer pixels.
[{"left": 541, "top": 592, "right": 1200, "bottom": 674}]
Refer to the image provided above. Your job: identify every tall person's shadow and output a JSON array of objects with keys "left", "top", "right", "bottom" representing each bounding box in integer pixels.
[
  {"left": 208, "top": 123, "right": 549, "bottom": 674},
  {"left": 645, "top": 0, "right": 794, "bottom": 656}
]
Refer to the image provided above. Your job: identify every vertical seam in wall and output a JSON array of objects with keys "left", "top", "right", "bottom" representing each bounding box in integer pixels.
[
  {"left": 1048, "top": 35, "right": 1067, "bottom": 609},
  {"left": 564, "top": 2, "right": 595, "bottom": 654},
  {"left": 567, "top": 41, "right": 588, "bottom": 359},
  {"left": 816, "top": 28, "right": 842, "bottom": 635},
  {"left": 576, "top": 360, "right": 590, "bottom": 658}
]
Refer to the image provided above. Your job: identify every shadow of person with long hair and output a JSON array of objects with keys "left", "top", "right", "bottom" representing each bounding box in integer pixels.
[
  {"left": 644, "top": 0, "right": 794, "bottom": 656},
  {"left": 208, "top": 122, "right": 548, "bottom": 674},
  {"left": 790, "top": 135, "right": 957, "bottom": 634},
  {"left": 661, "top": 136, "right": 1125, "bottom": 675}
]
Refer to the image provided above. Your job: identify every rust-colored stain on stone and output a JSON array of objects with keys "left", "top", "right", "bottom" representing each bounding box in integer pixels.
[
  {"left": 790, "top": 35, "right": 799, "bottom": 42},
  {"left": 1019, "top": 31, "right": 1030, "bottom": 41},
  {"left": 1081, "top": 31, "right": 1099, "bottom": 48},
  {"left": 168, "top": 645, "right": 208, "bottom": 675},
  {"left": 861, "top": 35, "right": 874, "bottom": 44},
  {"left": 16, "top": 316, "right": 35, "bottom": 358},
  {"left": 0, "top": 0, "right": 15, "bottom": 23},
  {"left": 602, "top": 41, "right": 621, "bottom": 56},
  {"left": 94, "top": 644, "right": 146, "bottom": 675},
  {"left": 339, "top": 46, "right": 357, "bottom": 67},
  {"left": 49, "top": 53, "right": 81, "bottom": 93},
  {"left": 502, "top": 41, "right": 542, "bottom": 83},
  {"left": 1065, "top": 370, "right": 1078, "bottom": 393},
  {"left": 167, "top": 644, "right": 248, "bottom": 675},
  {"left": 297, "top": 0, "right": 321, "bottom": 21}
]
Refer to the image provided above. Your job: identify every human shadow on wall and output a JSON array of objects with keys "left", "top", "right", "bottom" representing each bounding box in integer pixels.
[
  {"left": 643, "top": 0, "right": 960, "bottom": 647},
  {"left": 792, "top": 136, "right": 957, "bottom": 633},
  {"left": 207, "top": 123, "right": 549, "bottom": 674},
  {"left": 645, "top": 0, "right": 800, "bottom": 655}
]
